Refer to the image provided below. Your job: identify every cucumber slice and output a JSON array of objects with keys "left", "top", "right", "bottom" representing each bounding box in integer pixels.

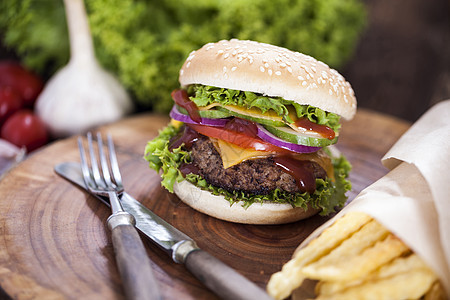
[
  {"left": 263, "top": 125, "right": 338, "bottom": 147},
  {"left": 217, "top": 106, "right": 286, "bottom": 127},
  {"left": 176, "top": 105, "right": 232, "bottom": 119}
]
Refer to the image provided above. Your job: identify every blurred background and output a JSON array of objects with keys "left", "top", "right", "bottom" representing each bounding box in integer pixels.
[
  {"left": 342, "top": 0, "right": 450, "bottom": 122},
  {"left": 0, "top": 0, "right": 449, "bottom": 123}
]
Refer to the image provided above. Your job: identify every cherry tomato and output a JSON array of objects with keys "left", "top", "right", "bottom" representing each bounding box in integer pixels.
[
  {"left": 187, "top": 123, "right": 291, "bottom": 153},
  {"left": 0, "top": 86, "right": 23, "bottom": 125},
  {"left": 0, "top": 61, "right": 43, "bottom": 107},
  {"left": 1, "top": 110, "right": 48, "bottom": 152}
]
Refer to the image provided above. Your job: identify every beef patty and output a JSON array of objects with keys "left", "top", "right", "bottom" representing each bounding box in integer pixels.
[{"left": 189, "top": 136, "right": 327, "bottom": 195}]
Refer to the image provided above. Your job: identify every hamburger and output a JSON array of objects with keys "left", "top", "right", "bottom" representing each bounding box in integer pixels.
[{"left": 144, "top": 39, "right": 355, "bottom": 224}]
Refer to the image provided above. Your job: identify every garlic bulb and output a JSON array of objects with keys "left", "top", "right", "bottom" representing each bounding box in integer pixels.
[{"left": 35, "top": 0, "right": 133, "bottom": 138}]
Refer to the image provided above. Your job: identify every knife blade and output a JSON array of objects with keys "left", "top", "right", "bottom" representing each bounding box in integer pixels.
[{"left": 55, "top": 162, "right": 273, "bottom": 300}]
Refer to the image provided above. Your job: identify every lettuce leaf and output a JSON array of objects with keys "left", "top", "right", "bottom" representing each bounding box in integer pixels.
[
  {"left": 188, "top": 84, "right": 341, "bottom": 132},
  {"left": 144, "top": 124, "right": 190, "bottom": 192},
  {"left": 144, "top": 124, "right": 352, "bottom": 215}
]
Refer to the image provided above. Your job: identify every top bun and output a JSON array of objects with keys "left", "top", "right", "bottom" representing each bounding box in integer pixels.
[{"left": 179, "top": 39, "right": 357, "bottom": 120}]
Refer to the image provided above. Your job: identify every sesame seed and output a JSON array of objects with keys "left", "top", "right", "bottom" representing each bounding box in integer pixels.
[
  {"left": 180, "top": 69, "right": 184, "bottom": 76},
  {"left": 275, "top": 71, "right": 281, "bottom": 76},
  {"left": 264, "top": 63, "right": 269, "bottom": 68},
  {"left": 231, "top": 66, "right": 237, "bottom": 72},
  {"left": 232, "top": 50, "right": 237, "bottom": 55},
  {"left": 302, "top": 81, "right": 307, "bottom": 86},
  {"left": 329, "top": 89, "right": 333, "bottom": 95},
  {"left": 268, "top": 69, "right": 273, "bottom": 76},
  {"left": 249, "top": 58, "right": 254, "bottom": 64},
  {"left": 260, "top": 66, "right": 265, "bottom": 72},
  {"left": 217, "top": 50, "right": 224, "bottom": 55},
  {"left": 280, "top": 63, "right": 287, "bottom": 68},
  {"left": 298, "top": 75, "right": 304, "bottom": 81},
  {"left": 186, "top": 62, "right": 191, "bottom": 68},
  {"left": 306, "top": 74, "right": 311, "bottom": 79},
  {"left": 344, "top": 95, "right": 348, "bottom": 103},
  {"left": 311, "top": 66, "right": 317, "bottom": 73},
  {"left": 287, "top": 67, "right": 293, "bottom": 73},
  {"left": 224, "top": 53, "right": 230, "bottom": 59}
]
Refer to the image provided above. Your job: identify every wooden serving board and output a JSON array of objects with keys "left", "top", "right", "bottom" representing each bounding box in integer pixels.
[{"left": 0, "top": 109, "right": 410, "bottom": 300}]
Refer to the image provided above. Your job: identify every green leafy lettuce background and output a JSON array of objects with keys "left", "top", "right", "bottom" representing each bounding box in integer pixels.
[{"left": 0, "top": 0, "right": 366, "bottom": 113}]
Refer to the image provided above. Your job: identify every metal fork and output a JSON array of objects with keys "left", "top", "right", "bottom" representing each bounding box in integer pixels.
[{"left": 78, "top": 132, "right": 161, "bottom": 300}]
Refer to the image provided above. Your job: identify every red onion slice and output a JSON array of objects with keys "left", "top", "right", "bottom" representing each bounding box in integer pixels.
[
  {"left": 169, "top": 105, "right": 228, "bottom": 127},
  {"left": 256, "top": 124, "right": 321, "bottom": 153}
]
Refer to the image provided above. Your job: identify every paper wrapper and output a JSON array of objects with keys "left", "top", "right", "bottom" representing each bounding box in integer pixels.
[{"left": 298, "top": 99, "right": 450, "bottom": 295}]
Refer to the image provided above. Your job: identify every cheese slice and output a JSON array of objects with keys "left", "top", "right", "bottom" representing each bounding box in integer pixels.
[
  {"left": 213, "top": 139, "right": 274, "bottom": 169},
  {"left": 212, "top": 138, "right": 335, "bottom": 180},
  {"left": 197, "top": 102, "right": 222, "bottom": 111}
]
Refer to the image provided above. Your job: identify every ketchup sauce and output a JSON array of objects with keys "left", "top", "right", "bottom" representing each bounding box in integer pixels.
[
  {"left": 294, "top": 117, "right": 335, "bottom": 140},
  {"left": 273, "top": 156, "right": 316, "bottom": 194},
  {"left": 223, "top": 117, "right": 259, "bottom": 137},
  {"left": 168, "top": 125, "right": 200, "bottom": 150},
  {"left": 171, "top": 89, "right": 201, "bottom": 123}
]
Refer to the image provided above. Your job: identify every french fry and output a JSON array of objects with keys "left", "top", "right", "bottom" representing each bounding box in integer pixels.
[
  {"left": 315, "top": 269, "right": 437, "bottom": 300},
  {"left": 267, "top": 212, "right": 444, "bottom": 300},
  {"left": 302, "top": 234, "right": 410, "bottom": 281},
  {"left": 307, "top": 220, "right": 390, "bottom": 270},
  {"left": 266, "top": 212, "right": 372, "bottom": 300},
  {"left": 317, "top": 253, "right": 431, "bottom": 295}
]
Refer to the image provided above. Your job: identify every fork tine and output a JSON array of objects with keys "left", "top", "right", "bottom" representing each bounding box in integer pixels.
[
  {"left": 97, "top": 132, "right": 114, "bottom": 188},
  {"left": 87, "top": 132, "right": 105, "bottom": 188},
  {"left": 78, "top": 136, "right": 95, "bottom": 189},
  {"left": 107, "top": 133, "right": 123, "bottom": 189}
]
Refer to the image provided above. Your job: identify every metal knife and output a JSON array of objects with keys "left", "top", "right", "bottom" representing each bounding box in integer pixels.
[{"left": 55, "top": 162, "right": 273, "bottom": 300}]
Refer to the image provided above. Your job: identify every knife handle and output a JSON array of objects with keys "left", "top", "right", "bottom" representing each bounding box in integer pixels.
[
  {"left": 109, "top": 214, "right": 162, "bottom": 300},
  {"left": 184, "top": 249, "right": 273, "bottom": 300}
]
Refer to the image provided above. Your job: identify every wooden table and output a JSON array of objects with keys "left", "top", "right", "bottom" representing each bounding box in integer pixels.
[{"left": 0, "top": 109, "right": 410, "bottom": 299}]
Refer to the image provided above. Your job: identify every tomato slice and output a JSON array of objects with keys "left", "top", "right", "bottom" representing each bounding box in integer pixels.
[{"left": 187, "top": 123, "right": 290, "bottom": 153}]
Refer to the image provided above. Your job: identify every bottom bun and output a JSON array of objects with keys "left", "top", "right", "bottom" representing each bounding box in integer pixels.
[{"left": 173, "top": 180, "right": 320, "bottom": 224}]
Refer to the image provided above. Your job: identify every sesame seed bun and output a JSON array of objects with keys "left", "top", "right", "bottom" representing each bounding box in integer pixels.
[
  {"left": 179, "top": 39, "right": 357, "bottom": 120},
  {"left": 173, "top": 180, "right": 320, "bottom": 224}
]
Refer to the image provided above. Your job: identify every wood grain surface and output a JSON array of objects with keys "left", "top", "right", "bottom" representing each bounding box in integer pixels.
[{"left": 0, "top": 109, "right": 410, "bottom": 300}]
